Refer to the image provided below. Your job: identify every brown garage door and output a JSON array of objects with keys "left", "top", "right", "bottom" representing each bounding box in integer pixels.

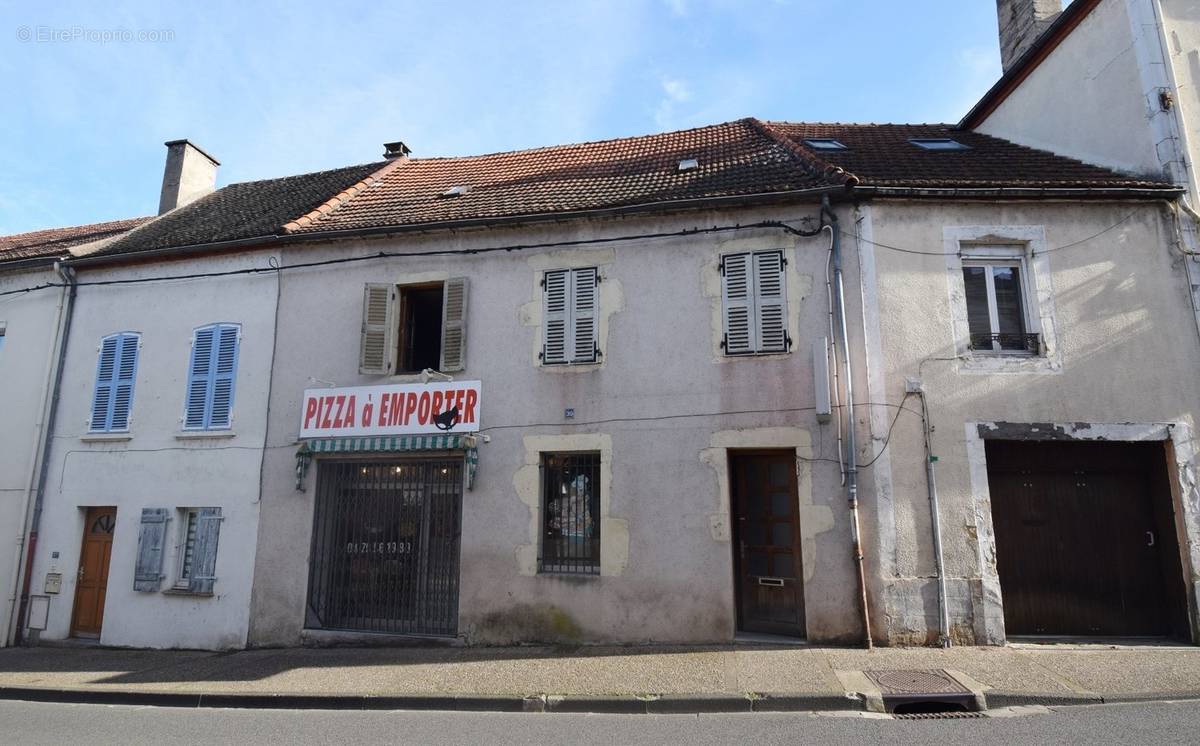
[{"left": 985, "top": 440, "right": 1188, "bottom": 638}]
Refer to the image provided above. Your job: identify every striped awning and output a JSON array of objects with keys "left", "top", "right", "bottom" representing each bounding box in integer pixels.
[
  {"left": 295, "top": 434, "right": 478, "bottom": 490},
  {"left": 302, "top": 434, "right": 466, "bottom": 453}
]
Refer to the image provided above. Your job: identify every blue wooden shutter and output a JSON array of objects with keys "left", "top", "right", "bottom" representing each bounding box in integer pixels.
[
  {"left": 89, "top": 336, "right": 120, "bottom": 431},
  {"left": 110, "top": 334, "right": 140, "bottom": 430},
  {"left": 188, "top": 507, "right": 223, "bottom": 594},
  {"left": 133, "top": 508, "right": 169, "bottom": 592},
  {"left": 184, "top": 326, "right": 215, "bottom": 429},
  {"left": 209, "top": 325, "right": 239, "bottom": 428}
]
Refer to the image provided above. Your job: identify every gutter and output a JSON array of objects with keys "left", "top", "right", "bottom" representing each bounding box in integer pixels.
[
  {"left": 853, "top": 185, "right": 1183, "bottom": 200},
  {"left": 65, "top": 186, "right": 848, "bottom": 270},
  {"left": 0, "top": 256, "right": 65, "bottom": 276},
  {"left": 10, "top": 262, "right": 76, "bottom": 644}
]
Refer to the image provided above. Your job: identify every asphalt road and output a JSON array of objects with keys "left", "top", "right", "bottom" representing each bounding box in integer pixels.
[{"left": 1, "top": 698, "right": 1198, "bottom": 745}]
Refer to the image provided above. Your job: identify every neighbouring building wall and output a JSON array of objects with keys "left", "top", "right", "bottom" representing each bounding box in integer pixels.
[
  {"left": 1162, "top": 0, "right": 1200, "bottom": 196},
  {"left": 249, "top": 205, "right": 873, "bottom": 647},
  {"left": 862, "top": 199, "right": 1200, "bottom": 644},
  {"left": 26, "top": 251, "right": 278, "bottom": 650},
  {"left": 976, "top": 0, "right": 1167, "bottom": 178},
  {"left": 0, "top": 267, "right": 63, "bottom": 646}
]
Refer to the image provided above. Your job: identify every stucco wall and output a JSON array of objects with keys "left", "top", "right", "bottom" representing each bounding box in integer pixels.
[
  {"left": 27, "top": 251, "right": 277, "bottom": 650},
  {"left": 0, "top": 266, "right": 63, "bottom": 646},
  {"left": 977, "top": 0, "right": 1166, "bottom": 178},
  {"left": 248, "top": 205, "right": 868, "bottom": 646},
  {"left": 1163, "top": 0, "right": 1200, "bottom": 195},
  {"left": 863, "top": 199, "right": 1200, "bottom": 644}
]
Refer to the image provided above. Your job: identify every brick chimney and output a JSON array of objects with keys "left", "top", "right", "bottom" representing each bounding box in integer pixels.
[
  {"left": 997, "top": 0, "right": 1063, "bottom": 73},
  {"left": 158, "top": 139, "right": 219, "bottom": 215}
]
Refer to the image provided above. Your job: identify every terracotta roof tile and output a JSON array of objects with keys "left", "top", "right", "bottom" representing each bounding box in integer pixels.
[{"left": 0, "top": 217, "right": 150, "bottom": 264}]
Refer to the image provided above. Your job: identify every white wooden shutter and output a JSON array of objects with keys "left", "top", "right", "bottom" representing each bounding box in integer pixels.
[
  {"left": 721, "top": 253, "right": 755, "bottom": 355},
  {"left": 133, "top": 508, "right": 168, "bottom": 592},
  {"left": 571, "top": 268, "right": 598, "bottom": 363},
  {"left": 188, "top": 507, "right": 223, "bottom": 594},
  {"left": 440, "top": 277, "right": 468, "bottom": 372},
  {"left": 542, "top": 270, "right": 569, "bottom": 364},
  {"left": 359, "top": 284, "right": 396, "bottom": 375},
  {"left": 753, "top": 250, "right": 789, "bottom": 353}
]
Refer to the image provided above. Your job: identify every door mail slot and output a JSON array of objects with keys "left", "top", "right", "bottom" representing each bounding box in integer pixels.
[{"left": 757, "top": 577, "right": 785, "bottom": 587}]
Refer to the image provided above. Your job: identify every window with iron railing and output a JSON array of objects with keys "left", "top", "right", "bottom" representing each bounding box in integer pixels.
[
  {"left": 540, "top": 452, "right": 601, "bottom": 575},
  {"left": 962, "top": 260, "right": 1039, "bottom": 355}
]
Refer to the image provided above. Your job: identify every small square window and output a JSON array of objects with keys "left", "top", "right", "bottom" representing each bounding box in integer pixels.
[
  {"left": 962, "top": 259, "right": 1037, "bottom": 354},
  {"left": 802, "top": 138, "right": 847, "bottom": 150},
  {"left": 539, "top": 452, "right": 601, "bottom": 575},
  {"left": 910, "top": 138, "right": 970, "bottom": 151}
]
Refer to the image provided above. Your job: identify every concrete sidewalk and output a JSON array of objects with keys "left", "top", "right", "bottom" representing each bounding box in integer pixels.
[{"left": 1, "top": 642, "right": 1199, "bottom": 713}]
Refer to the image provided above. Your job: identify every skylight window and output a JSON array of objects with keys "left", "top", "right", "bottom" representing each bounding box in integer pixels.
[
  {"left": 677, "top": 158, "right": 699, "bottom": 172},
  {"left": 441, "top": 185, "right": 471, "bottom": 197},
  {"left": 909, "top": 138, "right": 970, "bottom": 151},
  {"left": 803, "top": 139, "right": 847, "bottom": 151}
]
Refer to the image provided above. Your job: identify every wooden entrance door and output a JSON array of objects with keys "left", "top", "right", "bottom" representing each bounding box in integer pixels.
[
  {"left": 986, "top": 441, "right": 1188, "bottom": 637},
  {"left": 70, "top": 507, "right": 116, "bottom": 638},
  {"left": 731, "top": 452, "right": 805, "bottom": 637}
]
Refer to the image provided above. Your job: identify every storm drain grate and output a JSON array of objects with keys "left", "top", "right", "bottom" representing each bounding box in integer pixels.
[
  {"left": 894, "top": 711, "right": 987, "bottom": 720},
  {"left": 863, "top": 669, "right": 978, "bottom": 714}
]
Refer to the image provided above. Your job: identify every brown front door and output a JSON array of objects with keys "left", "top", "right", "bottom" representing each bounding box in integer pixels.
[
  {"left": 731, "top": 452, "right": 805, "bottom": 637},
  {"left": 70, "top": 507, "right": 116, "bottom": 638},
  {"left": 986, "top": 441, "right": 1189, "bottom": 638}
]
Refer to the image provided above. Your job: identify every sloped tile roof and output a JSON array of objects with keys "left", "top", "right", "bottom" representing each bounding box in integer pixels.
[
  {"left": 0, "top": 217, "right": 150, "bottom": 264},
  {"left": 285, "top": 119, "right": 840, "bottom": 234},
  {"left": 91, "top": 161, "right": 390, "bottom": 257},
  {"left": 760, "top": 122, "right": 1172, "bottom": 190}
]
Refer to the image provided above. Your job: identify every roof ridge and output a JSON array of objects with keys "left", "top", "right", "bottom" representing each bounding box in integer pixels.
[
  {"left": 750, "top": 118, "right": 860, "bottom": 187},
  {"left": 282, "top": 158, "right": 408, "bottom": 234},
  {"left": 401, "top": 118, "right": 759, "bottom": 163}
]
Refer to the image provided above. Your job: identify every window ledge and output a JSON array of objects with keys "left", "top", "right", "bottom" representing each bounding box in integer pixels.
[
  {"left": 162, "top": 588, "right": 214, "bottom": 598},
  {"left": 960, "top": 354, "right": 1062, "bottom": 375},
  {"left": 80, "top": 433, "right": 132, "bottom": 442},
  {"left": 175, "top": 431, "right": 236, "bottom": 440}
]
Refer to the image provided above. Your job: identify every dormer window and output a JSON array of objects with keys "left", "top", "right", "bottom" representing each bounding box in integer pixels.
[{"left": 909, "top": 138, "right": 970, "bottom": 151}]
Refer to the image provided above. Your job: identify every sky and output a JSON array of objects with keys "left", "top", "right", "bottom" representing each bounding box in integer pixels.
[{"left": 0, "top": 1, "right": 1006, "bottom": 235}]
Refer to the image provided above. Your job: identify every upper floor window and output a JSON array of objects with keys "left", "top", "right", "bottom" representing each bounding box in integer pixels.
[
  {"left": 359, "top": 279, "right": 468, "bottom": 375},
  {"left": 541, "top": 267, "right": 598, "bottom": 365},
  {"left": 0, "top": 322, "right": 6, "bottom": 355},
  {"left": 89, "top": 332, "right": 140, "bottom": 432},
  {"left": 721, "top": 250, "right": 790, "bottom": 355},
  {"left": 962, "top": 253, "right": 1038, "bottom": 355},
  {"left": 183, "top": 323, "right": 240, "bottom": 430}
]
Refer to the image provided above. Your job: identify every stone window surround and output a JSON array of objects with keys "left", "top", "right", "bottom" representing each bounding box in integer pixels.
[
  {"left": 964, "top": 420, "right": 1200, "bottom": 645},
  {"left": 943, "top": 225, "right": 1061, "bottom": 374}
]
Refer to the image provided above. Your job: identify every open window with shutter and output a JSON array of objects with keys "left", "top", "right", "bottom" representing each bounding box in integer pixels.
[
  {"left": 90, "top": 332, "right": 141, "bottom": 432},
  {"left": 187, "top": 507, "right": 223, "bottom": 594},
  {"left": 541, "top": 267, "right": 599, "bottom": 365},
  {"left": 721, "top": 250, "right": 790, "bottom": 355},
  {"left": 359, "top": 280, "right": 469, "bottom": 375},
  {"left": 133, "top": 508, "right": 169, "bottom": 592},
  {"left": 183, "top": 324, "right": 241, "bottom": 430}
]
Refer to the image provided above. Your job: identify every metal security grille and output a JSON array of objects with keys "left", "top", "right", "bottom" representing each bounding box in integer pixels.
[
  {"left": 307, "top": 458, "right": 463, "bottom": 636},
  {"left": 540, "top": 452, "right": 601, "bottom": 574}
]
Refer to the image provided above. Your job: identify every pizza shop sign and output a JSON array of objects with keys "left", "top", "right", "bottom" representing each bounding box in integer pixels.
[{"left": 299, "top": 381, "right": 481, "bottom": 439}]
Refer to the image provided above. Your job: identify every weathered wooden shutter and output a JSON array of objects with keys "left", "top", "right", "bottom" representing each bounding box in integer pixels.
[
  {"left": 133, "top": 508, "right": 169, "bottom": 592},
  {"left": 440, "top": 277, "right": 468, "bottom": 372},
  {"left": 753, "top": 251, "right": 789, "bottom": 353},
  {"left": 188, "top": 507, "right": 223, "bottom": 594},
  {"left": 89, "top": 336, "right": 120, "bottom": 431},
  {"left": 208, "top": 325, "right": 239, "bottom": 428},
  {"left": 542, "top": 270, "right": 569, "bottom": 364},
  {"left": 721, "top": 253, "right": 755, "bottom": 355},
  {"left": 571, "top": 268, "right": 598, "bottom": 363},
  {"left": 184, "top": 326, "right": 215, "bottom": 429},
  {"left": 359, "top": 284, "right": 397, "bottom": 375},
  {"left": 110, "top": 334, "right": 140, "bottom": 430}
]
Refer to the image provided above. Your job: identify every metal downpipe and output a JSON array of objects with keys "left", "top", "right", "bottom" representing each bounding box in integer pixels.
[
  {"left": 823, "top": 196, "right": 873, "bottom": 648},
  {"left": 917, "top": 390, "right": 951, "bottom": 647}
]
